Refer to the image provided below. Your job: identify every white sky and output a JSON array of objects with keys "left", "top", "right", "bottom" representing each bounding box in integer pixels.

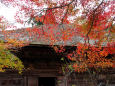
[
  {"left": 0, "top": 3, "right": 16, "bottom": 22},
  {"left": 0, "top": 2, "right": 31, "bottom": 30}
]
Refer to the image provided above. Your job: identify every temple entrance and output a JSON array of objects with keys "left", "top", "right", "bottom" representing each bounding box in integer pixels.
[{"left": 38, "top": 77, "right": 56, "bottom": 86}]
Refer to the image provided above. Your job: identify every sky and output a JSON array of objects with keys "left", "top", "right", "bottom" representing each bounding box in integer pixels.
[{"left": 0, "top": 2, "right": 31, "bottom": 30}]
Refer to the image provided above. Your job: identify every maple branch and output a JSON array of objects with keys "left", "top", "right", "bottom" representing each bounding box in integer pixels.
[
  {"left": 87, "top": 0, "right": 104, "bottom": 34},
  {"left": 105, "top": 19, "right": 115, "bottom": 42},
  {"left": 86, "top": 0, "right": 105, "bottom": 43},
  {"left": 60, "top": 5, "right": 69, "bottom": 24},
  {"left": 45, "top": 0, "right": 75, "bottom": 10},
  {"left": 41, "top": 0, "right": 75, "bottom": 25}
]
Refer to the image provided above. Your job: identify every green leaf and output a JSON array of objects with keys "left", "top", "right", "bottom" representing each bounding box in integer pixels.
[{"left": 61, "top": 57, "right": 64, "bottom": 61}]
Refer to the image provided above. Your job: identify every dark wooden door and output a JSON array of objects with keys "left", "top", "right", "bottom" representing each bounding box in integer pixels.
[{"left": 38, "top": 77, "right": 56, "bottom": 86}]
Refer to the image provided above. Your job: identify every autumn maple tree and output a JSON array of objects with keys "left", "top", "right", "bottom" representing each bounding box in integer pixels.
[
  {"left": 0, "top": 16, "right": 24, "bottom": 73},
  {"left": 1, "top": 0, "right": 115, "bottom": 74}
]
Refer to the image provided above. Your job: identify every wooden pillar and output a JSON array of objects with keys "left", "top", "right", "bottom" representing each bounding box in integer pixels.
[
  {"left": 64, "top": 76, "right": 68, "bottom": 86},
  {"left": 28, "top": 76, "right": 38, "bottom": 86},
  {"left": 24, "top": 76, "right": 28, "bottom": 86},
  {"left": 57, "top": 76, "right": 65, "bottom": 86}
]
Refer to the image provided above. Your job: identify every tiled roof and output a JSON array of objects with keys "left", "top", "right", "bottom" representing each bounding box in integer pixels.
[
  {"left": 0, "top": 24, "right": 84, "bottom": 46},
  {"left": 0, "top": 24, "right": 113, "bottom": 46}
]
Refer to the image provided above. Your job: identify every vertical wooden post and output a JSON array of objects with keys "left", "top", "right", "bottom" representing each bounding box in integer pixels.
[
  {"left": 28, "top": 76, "right": 38, "bottom": 86},
  {"left": 64, "top": 76, "right": 68, "bottom": 86},
  {"left": 24, "top": 76, "right": 28, "bottom": 86}
]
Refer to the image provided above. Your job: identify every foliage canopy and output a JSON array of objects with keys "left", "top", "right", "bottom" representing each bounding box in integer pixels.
[{"left": 0, "top": 0, "right": 115, "bottom": 73}]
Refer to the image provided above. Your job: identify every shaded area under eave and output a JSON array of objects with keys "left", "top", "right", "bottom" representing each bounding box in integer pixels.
[{"left": 11, "top": 44, "right": 77, "bottom": 71}]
